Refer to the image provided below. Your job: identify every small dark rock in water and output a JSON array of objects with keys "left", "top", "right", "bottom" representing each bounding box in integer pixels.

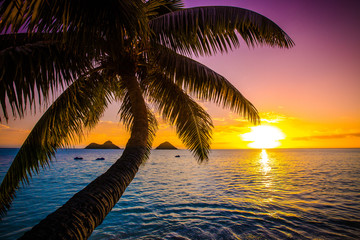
[
  {"left": 74, "top": 157, "right": 83, "bottom": 160},
  {"left": 156, "top": 141, "right": 177, "bottom": 150},
  {"left": 95, "top": 157, "right": 105, "bottom": 161},
  {"left": 175, "top": 155, "right": 180, "bottom": 158},
  {"left": 85, "top": 140, "right": 120, "bottom": 149}
]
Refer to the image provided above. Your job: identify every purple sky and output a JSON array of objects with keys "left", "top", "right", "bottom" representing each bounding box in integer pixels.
[{"left": 183, "top": 0, "right": 360, "bottom": 120}]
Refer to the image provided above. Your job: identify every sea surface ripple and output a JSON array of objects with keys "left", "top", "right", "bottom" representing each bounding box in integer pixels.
[{"left": 0, "top": 148, "right": 359, "bottom": 239}]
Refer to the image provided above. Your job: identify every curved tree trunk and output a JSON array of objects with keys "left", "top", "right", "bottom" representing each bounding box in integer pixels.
[{"left": 19, "top": 73, "right": 149, "bottom": 239}]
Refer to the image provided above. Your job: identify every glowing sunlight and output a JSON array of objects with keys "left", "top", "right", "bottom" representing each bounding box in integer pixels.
[
  {"left": 241, "top": 125, "right": 285, "bottom": 149},
  {"left": 260, "top": 149, "right": 271, "bottom": 174}
]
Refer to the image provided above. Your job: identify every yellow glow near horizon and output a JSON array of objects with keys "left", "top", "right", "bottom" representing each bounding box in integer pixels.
[{"left": 241, "top": 125, "right": 285, "bottom": 149}]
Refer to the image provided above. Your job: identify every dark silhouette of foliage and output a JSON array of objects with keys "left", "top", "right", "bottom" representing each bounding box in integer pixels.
[{"left": 0, "top": 0, "right": 293, "bottom": 238}]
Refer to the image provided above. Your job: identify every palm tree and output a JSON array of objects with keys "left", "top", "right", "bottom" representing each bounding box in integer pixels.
[{"left": 0, "top": 0, "right": 294, "bottom": 239}]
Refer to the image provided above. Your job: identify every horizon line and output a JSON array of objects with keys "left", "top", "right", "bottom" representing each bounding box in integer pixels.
[{"left": 0, "top": 147, "right": 359, "bottom": 150}]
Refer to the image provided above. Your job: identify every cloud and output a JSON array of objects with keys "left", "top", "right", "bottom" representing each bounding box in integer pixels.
[
  {"left": 0, "top": 124, "right": 10, "bottom": 130},
  {"left": 0, "top": 125, "right": 31, "bottom": 147},
  {"left": 220, "top": 112, "right": 253, "bottom": 124},
  {"left": 158, "top": 123, "right": 171, "bottom": 130},
  {"left": 98, "top": 120, "right": 121, "bottom": 125},
  {"left": 213, "top": 125, "right": 248, "bottom": 134},
  {"left": 260, "top": 112, "right": 293, "bottom": 123},
  {"left": 213, "top": 117, "right": 226, "bottom": 122},
  {"left": 293, "top": 132, "right": 360, "bottom": 141},
  {"left": 0, "top": 124, "right": 29, "bottom": 134}
]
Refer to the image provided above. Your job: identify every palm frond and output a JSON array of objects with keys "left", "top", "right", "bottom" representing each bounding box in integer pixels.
[
  {"left": 0, "top": 34, "right": 92, "bottom": 122},
  {"left": 0, "top": 0, "right": 149, "bottom": 57},
  {"left": 145, "top": 109, "right": 158, "bottom": 159},
  {"left": 118, "top": 92, "right": 134, "bottom": 132},
  {"left": 118, "top": 85, "right": 158, "bottom": 161},
  {"left": 0, "top": 0, "right": 147, "bottom": 39},
  {"left": 150, "top": 45, "right": 260, "bottom": 124},
  {"left": 150, "top": 6, "right": 294, "bottom": 56},
  {"left": 0, "top": 70, "right": 113, "bottom": 217},
  {"left": 145, "top": 0, "right": 184, "bottom": 18},
  {"left": 144, "top": 70, "right": 213, "bottom": 161}
]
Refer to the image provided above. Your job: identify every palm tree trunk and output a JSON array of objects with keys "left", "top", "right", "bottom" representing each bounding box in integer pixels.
[{"left": 19, "top": 74, "right": 149, "bottom": 239}]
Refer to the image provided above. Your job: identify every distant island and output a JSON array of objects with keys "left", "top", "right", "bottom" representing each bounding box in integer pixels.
[
  {"left": 85, "top": 141, "right": 120, "bottom": 149},
  {"left": 155, "top": 141, "right": 177, "bottom": 150}
]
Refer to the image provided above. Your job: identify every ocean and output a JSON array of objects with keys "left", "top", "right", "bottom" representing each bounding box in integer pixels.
[{"left": 0, "top": 148, "right": 359, "bottom": 239}]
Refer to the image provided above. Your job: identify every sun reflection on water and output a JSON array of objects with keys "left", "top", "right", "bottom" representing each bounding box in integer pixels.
[{"left": 260, "top": 149, "right": 271, "bottom": 174}]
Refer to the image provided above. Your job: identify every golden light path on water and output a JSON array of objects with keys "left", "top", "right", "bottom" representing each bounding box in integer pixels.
[
  {"left": 259, "top": 149, "right": 273, "bottom": 195},
  {"left": 260, "top": 149, "right": 271, "bottom": 174}
]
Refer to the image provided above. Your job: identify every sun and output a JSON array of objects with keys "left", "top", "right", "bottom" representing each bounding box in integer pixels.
[{"left": 241, "top": 125, "right": 285, "bottom": 149}]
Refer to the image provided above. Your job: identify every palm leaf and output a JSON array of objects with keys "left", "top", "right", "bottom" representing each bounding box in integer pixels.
[
  {"left": 145, "top": 0, "right": 184, "bottom": 19},
  {"left": 0, "top": 70, "right": 113, "bottom": 217},
  {"left": 0, "top": 33, "right": 92, "bottom": 122},
  {"left": 118, "top": 81, "right": 158, "bottom": 161},
  {"left": 144, "top": 70, "right": 213, "bottom": 161},
  {"left": 0, "top": 0, "right": 147, "bottom": 42},
  {"left": 150, "top": 45, "right": 260, "bottom": 124},
  {"left": 145, "top": 109, "right": 158, "bottom": 158},
  {"left": 150, "top": 6, "right": 294, "bottom": 56}
]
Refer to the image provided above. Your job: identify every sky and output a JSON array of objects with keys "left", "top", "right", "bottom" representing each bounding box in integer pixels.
[{"left": 0, "top": 0, "right": 359, "bottom": 149}]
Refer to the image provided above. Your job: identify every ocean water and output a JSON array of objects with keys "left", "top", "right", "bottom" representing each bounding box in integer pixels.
[{"left": 0, "top": 148, "right": 359, "bottom": 239}]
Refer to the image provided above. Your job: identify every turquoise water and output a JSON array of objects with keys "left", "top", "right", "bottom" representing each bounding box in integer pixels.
[{"left": 0, "top": 148, "right": 359, "bottom": 239}]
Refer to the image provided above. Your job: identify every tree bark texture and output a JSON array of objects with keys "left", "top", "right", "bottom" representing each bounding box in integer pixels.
[{"left": 19, "top": 74, "right": 149, "bottom": 240}]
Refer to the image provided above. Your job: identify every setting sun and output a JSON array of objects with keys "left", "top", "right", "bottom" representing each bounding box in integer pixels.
[{"left": 241, "top": 125, "right": 285, "bottom": 149}]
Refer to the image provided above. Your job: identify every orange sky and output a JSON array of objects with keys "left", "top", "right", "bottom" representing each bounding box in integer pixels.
[{"left": 0, "top": 0, "right": 359, "bottom": 149}]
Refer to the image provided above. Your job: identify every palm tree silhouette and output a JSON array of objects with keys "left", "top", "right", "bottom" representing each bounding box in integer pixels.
[{"left": 0, "top": 1, "right": 293, "bottom": 238}]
